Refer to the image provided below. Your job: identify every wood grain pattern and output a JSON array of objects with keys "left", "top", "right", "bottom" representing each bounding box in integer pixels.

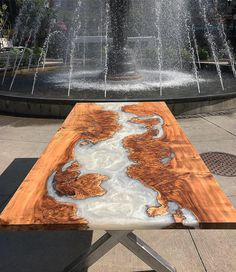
[
  {"left": 123, "top": 103, "right": 236, "bottom": 226},
  {"left": 53, "top": 162, "right": 108, "bottom": 199},
  {"left": 0, "top": 102, "right": 235, "bottom": 230},
  {"left": 0, "top": 103, "right": 120, "bottom": 230}
]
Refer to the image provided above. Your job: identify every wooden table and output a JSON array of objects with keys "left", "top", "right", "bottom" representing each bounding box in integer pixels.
[{"left": 0, "top": 102, "right": 236, "bottom": 272}]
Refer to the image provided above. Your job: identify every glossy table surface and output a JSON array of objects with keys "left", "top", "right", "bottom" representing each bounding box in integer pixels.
[{"left": 0, "top": 102, "right": 236, "bottom": 230}]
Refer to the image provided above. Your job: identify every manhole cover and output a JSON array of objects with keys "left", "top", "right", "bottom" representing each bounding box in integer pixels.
[{"left": 200, "top": 152, "right": 236, "bottom": 177}]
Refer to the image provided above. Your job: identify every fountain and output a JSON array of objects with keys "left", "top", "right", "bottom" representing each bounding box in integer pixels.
[
  {"left": 0, "top": 0, "right": 235, "bottom": 117},
  {"left": 107, "top": 0, "right": 140, "bottom": 80}
]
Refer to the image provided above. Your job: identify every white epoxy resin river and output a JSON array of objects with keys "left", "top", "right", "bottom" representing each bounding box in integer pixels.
[{"left": 47, "top": 103, "right": 198, "bottom": 229}]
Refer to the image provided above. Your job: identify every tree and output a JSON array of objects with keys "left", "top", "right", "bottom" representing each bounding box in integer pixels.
[{"left": 0, "top": 3, "right": 7, "bottom": 30}]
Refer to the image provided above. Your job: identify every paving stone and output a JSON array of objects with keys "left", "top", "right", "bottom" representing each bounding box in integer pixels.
[
  {"left": 89, "top": 230, "right": 205, "bottom": 272},
  {"left": 178, "top": 117, "right": 235, "bottom": 142},
  {"left": 190, "top": 139, "right": 236, "bottom": 155},
  {"left": 0, "top": 140, "right": 46, "bottom": 174},
  {"left": 190, "top": 230, "right": 236, "bottom": 272},
  {"left": 0, "top": 115, "right": 19, "bottom": 127},
  {"left": 203, "top": 114, "right": 236, "bottom": 136},
  {"left": 0, "top": 118, "right": 62, "bottom": 143},
  {"left": 212, "top": 175, "right": 236, "bottom": 197},
  {"left": 229, "top": 196, "right": 236, "bottom": 208}
]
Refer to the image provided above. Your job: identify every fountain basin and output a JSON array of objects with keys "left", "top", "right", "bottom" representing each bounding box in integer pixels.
[
  {"left": 1, "top": 0, "right": 235, "bottom": 118},
  {"left": 0, "top": 67, "right": 235, "bottom": 117}
]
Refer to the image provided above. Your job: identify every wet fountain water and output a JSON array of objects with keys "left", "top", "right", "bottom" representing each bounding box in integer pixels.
[
  {"left": 32, "top": 31, "right": 63, "bottom": 95},
  {"left": 9, "top": 30, "right": 32, "bottom": 91},
  {"left": 104, "top": 0, "right": 110, "bottom": 98},
  {"left": 191, "top": 25, "right": 201, "bottom": 69},
  {"left": 68, "top": 1, "right": 82, "bottom": 97},
  {"left": 154, "top": 0, "right": 163, "bottom": 96},
  {"left": 0, "top": 0, "right": 235, "bottom": 102},
  {"left": 185, "top": 15, "right": 201, "bottom": 93},
  {"left": 198, "top": 0, "right": 225, "bottom": 90}
]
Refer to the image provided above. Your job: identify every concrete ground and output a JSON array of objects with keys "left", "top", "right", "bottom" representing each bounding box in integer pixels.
[{"left": 0, "top": 110, "right": 235, "bottom": 272}]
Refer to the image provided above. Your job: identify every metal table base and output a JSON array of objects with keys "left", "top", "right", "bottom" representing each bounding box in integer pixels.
[{"left": 63, "top": 231, "right": 176, "bottom": 272}]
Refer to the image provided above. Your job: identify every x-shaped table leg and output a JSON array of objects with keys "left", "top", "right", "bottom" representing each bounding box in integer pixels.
[{"left": 63, "top": 231, "right": 176, "bottom": 272}]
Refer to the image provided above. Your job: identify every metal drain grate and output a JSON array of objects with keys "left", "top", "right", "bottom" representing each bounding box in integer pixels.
[{"left": 200, "top": 152, "right": 236, "bottom": 177}]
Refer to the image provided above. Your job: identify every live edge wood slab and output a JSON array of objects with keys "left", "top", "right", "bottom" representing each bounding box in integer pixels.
[{"left": 0, "top": 102, "right": 236, "bottom": 231}]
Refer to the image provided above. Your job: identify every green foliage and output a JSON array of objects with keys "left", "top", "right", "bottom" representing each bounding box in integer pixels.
[
  {"left": 0, "top": 58, "right": 5, "bottom": 68},
  {"left": 16, "top": 0, "right": 24, "bottom": 7},
  {"left": 181, "top": 49, "right": 192, "bottom": 62},
  {"left": 8, "top": 47, "right": 43, "bottom": 67},
  {"left": 10, "top": 47, "right": 21, "bottom": 57},
  {"left": 143, "top": 48, "right": 158, "bottom": 66},
  {"left": 31, "top": 47, "right": 43, "bottom": 64},
  {"left": 198, "top": 48, "right": 209, "bottom": 60},
  {"left": 0, "top": 4, "right": 7, "bottom": 25},
  {"left": 22, "top": 47, "right": 33, "bottom": 65},
  {"left": 14, "top": 0, "right": 52, "bottom": 47},
  {"left": 24, "top": 48, "right": 33, "bottom": 56},
  {"left": 0, "top": 4, "right": 8, "bottom": 39},
  {"left": 23, "top": 47, "right": 44, "bottom": 66},
  {"left": 218, "top": 49, "right": 229, "bottom": 59},
  {"left": 33, "top": 47, "right": 43, "bottom": 59}
]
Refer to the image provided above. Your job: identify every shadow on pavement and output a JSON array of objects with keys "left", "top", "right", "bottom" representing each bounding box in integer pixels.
[{"left": 0, "top": 158, "right": 38, "bottom": 201}]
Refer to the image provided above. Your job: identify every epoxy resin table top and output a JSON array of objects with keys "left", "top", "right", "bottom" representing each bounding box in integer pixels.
[{"left": 0, "top": 102, "right": 236, "bottom": 230}]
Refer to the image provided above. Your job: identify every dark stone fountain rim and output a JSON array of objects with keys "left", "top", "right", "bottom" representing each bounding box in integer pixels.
[
  {"left": 0, "top": 89, "right": 236, "bottom": 104},
  {"left": 0, "top": 89, "right": 236, "bottom": 118}
]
